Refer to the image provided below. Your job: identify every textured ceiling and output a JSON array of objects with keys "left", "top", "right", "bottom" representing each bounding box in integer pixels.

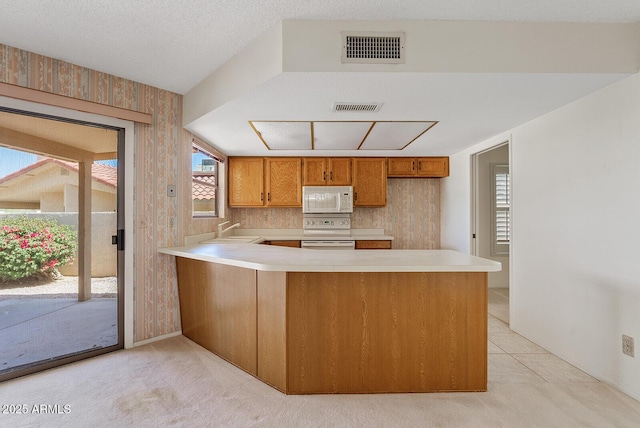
[{"left": 1, "top": 0, "right": 639, "bottom": 94}]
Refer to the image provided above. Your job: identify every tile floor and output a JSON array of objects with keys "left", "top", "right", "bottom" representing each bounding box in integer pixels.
[
  {"left": 488, "top": 287, "right": 510, "bottom": 324},
  {"left": 487, "top": 287, "right": 598, "bottom": 385}
]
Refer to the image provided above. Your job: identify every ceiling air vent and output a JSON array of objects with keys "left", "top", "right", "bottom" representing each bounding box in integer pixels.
[
  {"left": 333, "top": 102, "right": 383, "bottom": 113},
  {"left": 342, "top": 32, "right": 405, "bottom": 64}
]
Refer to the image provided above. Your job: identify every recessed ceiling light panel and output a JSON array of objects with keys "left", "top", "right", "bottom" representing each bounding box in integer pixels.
[
  {"left": 250, "top": 121, "right": 311, "bottom": 150},
  {"left": 360, "top": 121, "right": 437, "bottom": 150}
]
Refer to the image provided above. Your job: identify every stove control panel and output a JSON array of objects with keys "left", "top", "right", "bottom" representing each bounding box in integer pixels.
[{"left": 303, "top": 214, "right": 351, "bottom": 230}]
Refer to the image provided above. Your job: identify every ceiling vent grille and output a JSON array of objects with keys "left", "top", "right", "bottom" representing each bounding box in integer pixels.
[
  {"left": 332, "top": 102, "right": 383, "bottom": 113},
  {"left": 342, "top": 32, "right": 405, "bottom": 64}
]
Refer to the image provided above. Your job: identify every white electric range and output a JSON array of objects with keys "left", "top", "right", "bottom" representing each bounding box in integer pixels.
[{"left": 301, "top": 213, "right": 355, "bottom": 250}]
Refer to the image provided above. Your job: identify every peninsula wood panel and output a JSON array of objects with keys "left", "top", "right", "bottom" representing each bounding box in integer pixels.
[
  {"left": 175, "top": 257, "right": 257, "bottom": 375},
  {"left": 286, "top": 271, "right": 487, "bottom": 394},
  {"left": 257, "top": 271, "right": 288, "bottom": 392}
]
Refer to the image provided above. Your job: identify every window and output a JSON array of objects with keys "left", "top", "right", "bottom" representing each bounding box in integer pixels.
[
  {"left": 492, "top": 164, "right": 510, "bottom": 255},
  {"left": 192, "top": 141, "right": 222, "bottom": 218}
]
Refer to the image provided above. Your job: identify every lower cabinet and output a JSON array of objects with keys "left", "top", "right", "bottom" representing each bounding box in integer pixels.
[
  {"left": 260, "top": 240, "right": 301, "bottom": 248},
  {"left": 355, "top": 240, "right": 392, "bottom": 250}
]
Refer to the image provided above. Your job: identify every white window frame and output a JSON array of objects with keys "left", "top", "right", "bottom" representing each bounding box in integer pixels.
[
  {"left": 191, "top": 141, "right": 223, "bottom": 219},
  {"left": 491, "top": 163, "right": 510, "bottom": 256}
]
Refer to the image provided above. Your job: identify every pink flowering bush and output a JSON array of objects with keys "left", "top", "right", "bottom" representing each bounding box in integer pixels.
[{"left": 0, "top": 217, "right": 77, "bottom": 281}]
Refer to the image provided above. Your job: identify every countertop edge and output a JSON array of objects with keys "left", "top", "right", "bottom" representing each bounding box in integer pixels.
[{"left": 159, "top": 246, "right": 501, "bottom": 273}]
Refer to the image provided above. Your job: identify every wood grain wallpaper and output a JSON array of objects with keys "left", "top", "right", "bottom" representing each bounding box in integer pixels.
[{"left": 0, "top": 43, "right": 231, "bottom": 342}]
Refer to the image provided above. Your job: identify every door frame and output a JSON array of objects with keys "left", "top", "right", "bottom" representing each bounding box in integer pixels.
[
  {"left": 470, "top": 140, "right": 511, "bottom": 318},
  {"left": 0, "top": 95, "right": 134, "bottom": 349}
]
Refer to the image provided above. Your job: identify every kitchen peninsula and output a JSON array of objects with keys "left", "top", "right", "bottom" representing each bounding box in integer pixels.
[{"left": 158, "top": 244, "right": 501, "bottom": 394}]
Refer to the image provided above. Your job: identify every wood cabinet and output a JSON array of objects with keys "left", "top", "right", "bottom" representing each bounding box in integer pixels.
[
  {"left": 352, "top": 158, "right": 387, "bottom": 207},
  {"left": 228, "top": 157, "right": 264, "bottom": 207},
  {"left": 302, "top": 158, "right": 352, "bottom": 186},
  {"left": 265, "top": 158, "right": 302, "bottom": 207},
  {"left": 387, "top": 157, "right": 450, "bottom": 178},
  {"left": 260, "top": 240, "right": 301, "bottom": 248},
  {"left": 355, "top": 240, "right": 392, "bottom": 250},
  {"left": 229, "top": 157, "right": 302, "bottom": 207}
]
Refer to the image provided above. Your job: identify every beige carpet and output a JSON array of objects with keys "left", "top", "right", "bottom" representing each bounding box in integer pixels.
[{"left": 2, "top": 330, "right": 640, "bottom": 427}]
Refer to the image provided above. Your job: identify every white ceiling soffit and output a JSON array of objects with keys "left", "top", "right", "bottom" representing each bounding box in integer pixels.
[
  {"left": 250, "top": 121, "right": 437, "bottom": 151},
  {"left": 3, "top": 2, "right": 640, "bottom": 94}
]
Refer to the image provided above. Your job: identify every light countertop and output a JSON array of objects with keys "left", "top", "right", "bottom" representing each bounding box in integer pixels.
[{"left": 158, "top": 243, "right": 501, "bottom": 273}]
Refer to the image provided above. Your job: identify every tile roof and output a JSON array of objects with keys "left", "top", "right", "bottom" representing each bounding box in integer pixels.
[
  {"left": 0, "top": 158, "right": 117, "bottom": 187},
  {"left": 192, "top": 172, "right": 216, "bottom": 200}
]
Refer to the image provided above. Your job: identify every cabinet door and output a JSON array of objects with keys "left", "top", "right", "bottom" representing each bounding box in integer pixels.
[
  {"left": 355, "top": 240, "right": 392, "bottom": 249},
  {"left": 417, "top": 157, "right": 449, "bottom": 177},
  {"left": 266, "top": 158, "right": 302, "bottom": 207},
  {"left": 270, "top": 240, "right": 301, "bottom": 248},
  {"left": 228, "top": 157, "right": 265, "bottom": 207},
  {"left": 352, "top": 158, "right": 387, "bottom": 207},
  {"left": 328, "top": 158, "right": 352, "bottom": 185},
  {"left": 302, "top": 158, "right": 328, "bottom": 186},
  {"left": 387, "top": 158, "right": 417, "bottom": 177}
]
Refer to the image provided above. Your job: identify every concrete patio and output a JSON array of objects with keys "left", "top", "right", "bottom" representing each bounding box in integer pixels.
[{"left": 0, "top": 277, "right": 118, "bottom": 373}]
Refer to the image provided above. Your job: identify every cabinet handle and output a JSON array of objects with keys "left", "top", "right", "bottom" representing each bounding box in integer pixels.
[
  {"left": 330, "top": 171, "right": 333, "bottom": 180},
  {"left": 260, "top": 192, "right": 264, "bottom": 201},
  {"left": 267, "top": 192, "right": 271, "bottom": 202},
  {"left": 354, "top": 192, "right": 358, "bottom": 201},
  {"left": 412, "top": 160, "right": 415, "bottom": 171},
  {"left": 323, "top": 171, "right": 326, "bottom": 181},
  {"left": 418, "top": 161, "right": 422, "bottom": 171}
]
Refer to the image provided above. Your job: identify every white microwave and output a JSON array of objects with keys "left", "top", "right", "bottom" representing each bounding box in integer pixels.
[{"left": 302, "top": 186, "right": 353, "bottom": 213}]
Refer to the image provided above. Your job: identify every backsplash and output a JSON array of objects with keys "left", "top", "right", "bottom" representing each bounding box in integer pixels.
[{"left": 231, "top": 178, "right": 440, "bottom": 249}]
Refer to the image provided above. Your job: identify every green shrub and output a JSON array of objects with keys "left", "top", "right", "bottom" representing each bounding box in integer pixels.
[{"left": 0, "top": 216, "right": 78, "bottom": 281}]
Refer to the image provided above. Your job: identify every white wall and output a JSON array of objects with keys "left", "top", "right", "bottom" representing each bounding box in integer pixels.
[{"left": 442, "top": 73, "right": 640, "bottom": 400}]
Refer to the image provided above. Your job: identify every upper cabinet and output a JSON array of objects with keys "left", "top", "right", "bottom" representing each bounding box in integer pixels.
[
  {"left": 387, "top": 157, "right": 449, "bottom": 178},
  {"left": 265, "top": 158, "right": 302, "bottom": 207},
  {"left": 229, "top": 157, "right": 302, "bottom": 207},
  {"left": 228, "top": 157, "right": 265, "bottom": 207},
  {"left": 352, "top": 158, "right": 387, "bottom": 207},
  {"left": 302, "top": 158, "right": 352, "bottom": 186}
]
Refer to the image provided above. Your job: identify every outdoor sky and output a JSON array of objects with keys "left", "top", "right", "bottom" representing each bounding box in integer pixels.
[
  {"left": 1, "top": 146, "right": 213, "bottom": 180},
  {"left": 0, "top": 147, "right": 122, "bottom": 180},
  {"left": 0, "top": 147, "right": 37, "bottom": 179}
]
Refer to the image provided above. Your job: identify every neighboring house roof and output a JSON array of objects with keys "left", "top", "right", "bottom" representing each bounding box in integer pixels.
[
  {"left": 192, "top": 173, "right": 216, "bottom": 200},
  {"left": 0, "top": 158, "right": 117, "bottom": 188}
]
